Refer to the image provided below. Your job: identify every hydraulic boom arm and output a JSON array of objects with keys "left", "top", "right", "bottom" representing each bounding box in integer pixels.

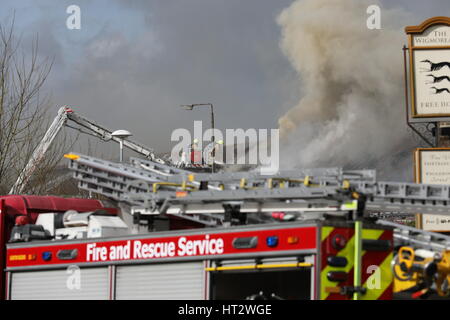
[{"left": 9, "top": 106, "right": 166, "bottom": 195}]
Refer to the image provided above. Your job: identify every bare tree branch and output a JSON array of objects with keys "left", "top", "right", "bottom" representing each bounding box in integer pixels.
[{"left": 0, "top": 17, "right": 66, "bottom": 195}]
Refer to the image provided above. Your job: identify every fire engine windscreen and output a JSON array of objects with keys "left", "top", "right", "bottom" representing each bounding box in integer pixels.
[{"left": 277, "top": 0, "right": 416, "bottom": 180}]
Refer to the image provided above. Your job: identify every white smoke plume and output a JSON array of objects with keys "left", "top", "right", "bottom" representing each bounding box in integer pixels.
[{"left": 277, "top": 0, "right": 417, "bottom": 180}]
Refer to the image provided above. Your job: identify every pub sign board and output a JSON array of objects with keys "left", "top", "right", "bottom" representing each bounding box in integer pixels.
[
  {"left": 406, "top": 17, "right": 450, "bottom": 119},
  {"left": 414, "top": 148, "right": 450, "bottom": 231}
]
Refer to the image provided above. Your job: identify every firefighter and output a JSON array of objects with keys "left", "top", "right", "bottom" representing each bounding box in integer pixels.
[
  {"left": 204, "top": 139, "right": 224, "bottom": 166},
  {"left": 175, "top": 139, "right": 194, "bottom": 168},
  {"left": 189, "top": 138, "right": 202, "bottom": 165},
  {"left": 177, "top": 146, "right": 187, "bottom": 168}
]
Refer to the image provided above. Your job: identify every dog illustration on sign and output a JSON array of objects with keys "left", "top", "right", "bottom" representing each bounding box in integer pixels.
[
  {"left": 420, "top": 60, "right": 450, "bottom": 72},
  {"left": 426, "top": 74, "right": 450, "bottom": 84},
  {"left": 420, "top": 59, "right": 450, "bottom": 95},
  {"left": 430, "top": 86, "right": 450, "bottom": 94}
]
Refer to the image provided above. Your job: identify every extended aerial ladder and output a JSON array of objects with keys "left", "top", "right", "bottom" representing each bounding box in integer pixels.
[
  {"left": 64, "top": 152, "right": 450, "bottom": 227},
  {"left": 9, "top": 106, "right": 168, "bottom": 195},
  {"left": 64, "top": 152, "right": 376, "bottom": 225}
]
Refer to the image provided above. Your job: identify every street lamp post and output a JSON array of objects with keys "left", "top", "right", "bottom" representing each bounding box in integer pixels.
[
  {"left": 112, "top": 129, "right": 133, "bottom": 162},
  {"left": 181, "top": 103, "right": 215, "bottom": 173}
]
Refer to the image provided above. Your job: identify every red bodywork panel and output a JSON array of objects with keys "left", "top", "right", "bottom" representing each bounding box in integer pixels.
[
  {"left": 6, "top": 226, "right": 317, "bottom": 268},
  {"left": 0, "top": 195, "right": 116, "bottom": 222}
]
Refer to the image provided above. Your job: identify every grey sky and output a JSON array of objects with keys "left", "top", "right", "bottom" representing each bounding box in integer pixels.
[{"left": 1, "top": 0, "right": 450, "bottom": 155}]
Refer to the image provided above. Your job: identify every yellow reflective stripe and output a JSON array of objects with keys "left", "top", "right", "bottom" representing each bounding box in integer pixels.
[
  {"left": 362, "top": 229, "right": 384, "bottom": 241},
  {"left": 205, "top": 265, "right": 254, "bottom": 271},
  {"left": 205, "top": 262, "right": 312, "bottom": 271},
  {"left": 321, "top": 226, "right": 334, "bottom": 241},
  {"left": 359, "top": 229, "right": 390, "bottom": 300},
  {"left": 320, "top": 228, "right": 384, "bottom": 300},
  {"left": 256, "top": 262, "right": 312, "bottom": 269},
  {"left": 341, "top": 200, "right": 358, "bottom": 210},
  {"left": 361, "top": 252, "right": 394, "bottom": 300},
  {"left": 320, "top": 226, "right": 335, "bottom": 299}
]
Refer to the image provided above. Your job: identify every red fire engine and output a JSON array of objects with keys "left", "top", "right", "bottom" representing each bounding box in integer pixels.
[
  {"left": 5, "top": 220, "right": 393, "bottom": 300},
  {"left": 2, "top": 150, "right": 450, "bottom": 300}
]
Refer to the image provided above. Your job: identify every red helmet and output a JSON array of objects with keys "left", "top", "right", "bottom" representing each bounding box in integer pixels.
[{"left": 15, "top": 215, "right": 30, "bottom": 226}]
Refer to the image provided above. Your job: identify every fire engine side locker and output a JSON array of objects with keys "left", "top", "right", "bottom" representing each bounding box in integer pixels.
[
  {"left": 7, "top": 267, "right": 109, "bottom": 300},
  {"left": 114, "top": 262, "right": 205, "bottom": 299},
  {"left": 205, "top": 255, "right": 316, "bottom": 300}
]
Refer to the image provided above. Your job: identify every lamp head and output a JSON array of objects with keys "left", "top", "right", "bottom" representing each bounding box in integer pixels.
[
  {"left": 181, "top": 104, "right": 194, "bottom": 110},
  {"left": 111, "top": 129, "right": 132, "bottom": 139}
]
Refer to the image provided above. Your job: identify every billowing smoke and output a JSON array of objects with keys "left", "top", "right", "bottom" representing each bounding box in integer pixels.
[{"left": 276, "top": 0, "right": 417, "bottom": 180}]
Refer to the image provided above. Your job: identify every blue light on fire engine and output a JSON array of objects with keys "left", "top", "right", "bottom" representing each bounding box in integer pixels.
[
  {"left": 266, "top": 236, "right": 278, "bottom": 247},
  {"left": 42, "top": 251, "right": 52, "bottom": 261}
]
